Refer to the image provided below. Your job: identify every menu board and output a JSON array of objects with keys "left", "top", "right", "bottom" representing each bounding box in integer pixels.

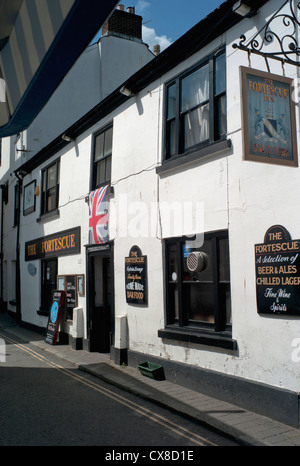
[
  {"left": 125, "top": 246, "right": 147, "bottom": 305},
  {"left": 66, "top": 275, "right": 76, "bottom": 320},
  {"left": 255, "top": 225, "right": 300, "bottom": 315},
  {"left": 45, "top": 290, "right": 66, "bottom": 345}
]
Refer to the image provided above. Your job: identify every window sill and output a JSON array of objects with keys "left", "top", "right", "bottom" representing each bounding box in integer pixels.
[
  {"left": 37, "top": 209, "right": 60, "bottom": 223},
  {"left": 156, "top": 139, "right": 232, "bottom": 175},
  {"left": 158, "top": 326, "right": 237, "bottom": 350}
]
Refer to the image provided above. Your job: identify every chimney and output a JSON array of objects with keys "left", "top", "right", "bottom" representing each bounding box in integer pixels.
[
  {"left": 153, "top": 44, "right": 160, "bottom": 56},
  {"left": 102, "top": 6, "right": 142, "bottom": 40}
]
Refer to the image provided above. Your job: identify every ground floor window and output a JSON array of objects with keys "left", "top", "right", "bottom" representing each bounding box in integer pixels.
[
  {"left": 165, "top": 230, "right": 231, "bottom": 332},
  {"left": 41, "top": 258, "right": 57, "bottom": 311}
]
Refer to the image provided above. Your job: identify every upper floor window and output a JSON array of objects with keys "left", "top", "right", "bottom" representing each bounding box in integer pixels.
[
  {"left": 41, "top": 160, "right": 60, "bottom": 215},
  {"left": 165, "top": 49, "right": 226, "bottom": 159},
  {"left": 92, "top": 124, "right": 112, "bottom": 190}
]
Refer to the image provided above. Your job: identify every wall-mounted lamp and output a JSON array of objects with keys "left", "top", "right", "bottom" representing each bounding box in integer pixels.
[
  {"left": 16, "top": 148, "right": 31, "bottom": 153},
  {"left": 62, "top": 133, "right": 72, "bottom": 142},
  {"left": 233, "top": 1, "right": 256, "bottom": 17},
  {"left": 119, "top": 85, "right": 134, "bottom": 97}
]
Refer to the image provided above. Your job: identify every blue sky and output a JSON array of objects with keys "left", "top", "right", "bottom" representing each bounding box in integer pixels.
[
  {"left": 94, "top": 0, "right": 225, "bottom": 51},
  {"left": 131, "top": 0, "right": 225, "bottom": 50}
]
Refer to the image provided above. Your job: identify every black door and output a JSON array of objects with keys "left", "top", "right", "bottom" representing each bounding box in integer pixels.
[
  {"left": 41, "top": 258, "right": 58, "bottom": 312},
  {"left": 88, "top": 253, "right": 113, "bottom": 352}
]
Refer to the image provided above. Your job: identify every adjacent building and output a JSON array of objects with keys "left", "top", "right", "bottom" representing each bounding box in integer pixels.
[{"left": 1, "top": 0, "right": 300, "bottom": 428}]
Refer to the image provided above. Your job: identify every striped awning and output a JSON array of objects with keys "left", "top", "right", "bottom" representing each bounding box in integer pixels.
[{"left": 0, "top": 0, "right": 118, "bottom": 137}]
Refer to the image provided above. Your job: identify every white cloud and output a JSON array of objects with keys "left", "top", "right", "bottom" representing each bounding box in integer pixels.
[
  {"left": 134, "top": 0, "right": 173, "bottom": 52},
  {"left": 142, "top": 25, "right": 172, "bottom": 52},
  {"left": 135, "top": 0, "right": 150, "bottom": 13}
]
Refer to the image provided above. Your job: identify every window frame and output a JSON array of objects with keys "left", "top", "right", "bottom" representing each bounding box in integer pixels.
[
  {"left": 162, "top": 230, "right": 234, "bottom": 348},
  {"left": 164, "top": 47, "right": 226, "bottom": 161},
  {"left": 91, "top": 123, "right": 113, "bottom": 191},
  {"left": 40, "top": 159, "right": 60, "bottom": 216}
]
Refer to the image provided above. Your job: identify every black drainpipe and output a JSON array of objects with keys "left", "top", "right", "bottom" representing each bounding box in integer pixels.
[
  {"left": 0, "top": 183, "right": 7, "bottom": 310},
  {"left": 15, "top": 172, "right": 23, "bottom": 323}
]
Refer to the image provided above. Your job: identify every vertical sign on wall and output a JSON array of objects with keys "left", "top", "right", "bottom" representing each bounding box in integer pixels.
[
  {"left": 255, "top": 225, "right": 300, "bottom": 315},
  {"left": 45, "top": 290, "right": 66, "bottom": 345},
  {"left": 125, "top": 246, "right": 148, "bottom": 305},
  {"left": 241, "top": 67, "right": 298, "bottom": 167}
]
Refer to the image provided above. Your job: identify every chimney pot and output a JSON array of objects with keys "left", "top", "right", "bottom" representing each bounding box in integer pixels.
[
  {"left": 117, "top": 4, "right": 125, "bottom": 10},
  {"left": 127, "top": 7, "right": 135, "bottom": 14},
  {"left": 153, "top": 44, "right": 160, "bottom": 56}
]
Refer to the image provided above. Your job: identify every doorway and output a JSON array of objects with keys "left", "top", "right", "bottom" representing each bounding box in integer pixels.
[
  {"left": 87, "top": 248, "right": 114, "bottom": 352},
  {"left": 41, "top": 258, "right": 58, "bottom": 311}
]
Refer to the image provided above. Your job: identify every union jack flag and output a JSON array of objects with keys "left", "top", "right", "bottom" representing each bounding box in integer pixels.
[{"left": 89, "top": 186, "right": 109, "bottom": 244}]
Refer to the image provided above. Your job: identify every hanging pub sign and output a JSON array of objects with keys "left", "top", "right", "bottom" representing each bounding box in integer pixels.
[
  {"left": 255, "top": 225, "right": 300, "bottom": 316},
  {"left": 241, "top": 67, "right": 298, "bottom": 167},
  {"left": 125, "top": 245, "right": 147, "bottom": 305},
  {"left": 45, "top": 290, "right": 66, "bottom": 345}
]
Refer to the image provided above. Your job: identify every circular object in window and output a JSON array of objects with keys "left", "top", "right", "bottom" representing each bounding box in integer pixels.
[{"left": 187, "top": 251, "right": 208, "bottom": 272}]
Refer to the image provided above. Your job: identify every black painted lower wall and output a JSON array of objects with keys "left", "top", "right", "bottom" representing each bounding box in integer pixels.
[{"left": 127, "top": 349, "right": 300, "bottom": 429}]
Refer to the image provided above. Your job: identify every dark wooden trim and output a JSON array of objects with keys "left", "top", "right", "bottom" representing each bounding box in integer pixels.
[
  {"left": 156, "top": 139, "right": 232, "bottom": 175},
  {"left": 158, "top": 327, "right": 237, "bottom": 350}
]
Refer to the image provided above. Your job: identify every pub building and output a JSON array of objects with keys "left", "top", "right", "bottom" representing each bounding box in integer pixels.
[{"left": 1, "top": 0, "right": 300, "bottom": 428}]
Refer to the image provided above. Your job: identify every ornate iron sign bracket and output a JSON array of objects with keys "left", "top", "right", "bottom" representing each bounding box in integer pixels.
[{"left": 233, "top": 1, "right": 300, "bottom": 67}]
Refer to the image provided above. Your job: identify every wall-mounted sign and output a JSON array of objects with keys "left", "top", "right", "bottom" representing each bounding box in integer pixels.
[
  {"left": 27, "top": 263, "right": 36, "bottom": 276},
  {"left": 241, "top": 67, "right": 298, "bottom": 167},
  {"left": 25, "top": 227, "right": 80, "bottom": 261},
  {"left": 45, "top": 290, "right": 66, "bottom": 345},
  {"left": 255, "top": 225, "right": 300, "bottom": 315},
  {"left": 125, "top": 246, "right": 147, "bottom": 305},
  {"left": 23, "top": 180, "right": 36, "bottom": 215}
]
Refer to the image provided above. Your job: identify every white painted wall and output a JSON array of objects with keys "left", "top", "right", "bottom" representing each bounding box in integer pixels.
[
  {"left": 24, "top": 36, "right": 153, "bottom": 158},
  {"left": 110, "top": 0, "right": 300, "bottom": 394},
  {"left": 7, "top": 0, "right": 300, "bottom": 395},
  {"left": 1, "top": 29, "right": 153, "bottom": 321}
]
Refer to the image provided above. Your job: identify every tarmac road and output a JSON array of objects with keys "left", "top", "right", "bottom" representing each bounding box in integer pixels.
[{"left": 0, "top": 333, "right": 239, "bottom": 448}]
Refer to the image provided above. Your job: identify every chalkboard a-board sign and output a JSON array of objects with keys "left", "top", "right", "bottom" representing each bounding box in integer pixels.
[
  {"left": 125, "top": 245, "right": 147, "bottom": 305},
  {"left": 255, "top": 225, "right": 300, "bottom": 315},
  {"left": 45, "top": 290, "right": 66, "bottom": 345}
]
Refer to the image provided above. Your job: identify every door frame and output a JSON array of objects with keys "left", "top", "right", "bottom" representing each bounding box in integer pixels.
[{"left": 86, "top": 242, "right": 114, "bottom": 352}]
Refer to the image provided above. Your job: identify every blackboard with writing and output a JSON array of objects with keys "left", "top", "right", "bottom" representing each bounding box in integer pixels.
[
  {"left": 125, "top": 246, "right": 147, "bottom": 305},
  {"left": 45, "top": 290, "right": 66, "bottom": 345},
  {"left": 255, "top": 225, "right": 300, "bottom": 315},
  {"left": 66, "top": 275, "right": 76, "bottom": 320}
]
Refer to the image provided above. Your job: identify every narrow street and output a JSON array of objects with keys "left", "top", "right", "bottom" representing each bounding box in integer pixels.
[{"left": 0, "top": 332, "right": 239, "bottom": 448}]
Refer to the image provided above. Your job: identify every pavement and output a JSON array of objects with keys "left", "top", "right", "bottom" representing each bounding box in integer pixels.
[{"left": 1, "top": 313, "right": 300, "bottom": 446}]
